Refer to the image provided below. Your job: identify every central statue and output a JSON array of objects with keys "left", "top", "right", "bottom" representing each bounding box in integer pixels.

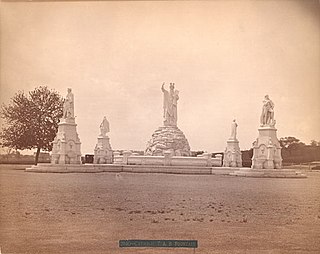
[
  {"left": 145, "top": 82, "right": 190, "bottom": 156},
  {"left": 161, "top": 82, "right": 179, "bottom": 126}
]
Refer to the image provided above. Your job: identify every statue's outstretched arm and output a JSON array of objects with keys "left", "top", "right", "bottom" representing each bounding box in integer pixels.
[{"left": 161, "top": 82, "right": 165, "bottom": 92}]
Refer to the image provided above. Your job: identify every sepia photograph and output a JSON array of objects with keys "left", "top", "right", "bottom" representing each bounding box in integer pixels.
[{"left": 0, "top": 0, "right": 319, "bottom": 253}]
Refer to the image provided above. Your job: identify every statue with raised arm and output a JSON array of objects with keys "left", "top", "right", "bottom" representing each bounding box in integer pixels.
[
  {"left": 100, "top": 116, "right": 110, "bottom": 136},
  {"left": 230, "top": 119, "right": 238, "bottom": 140},
  {"left": 260, "top": 95, "right": 275, "bottom": 127},
  {"left": 161, "top": 82, "right": 179, "bottom": 126},
  {"left": 63, "top": 88, "right": 74, "bottom": 119}
]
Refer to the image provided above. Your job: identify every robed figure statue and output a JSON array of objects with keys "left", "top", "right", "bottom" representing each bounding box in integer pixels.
[
  {"left": 100, "top": 116, "right": 110, "bottom": 136},
  {"left": 230, "top": 119, "right": 238, "bottom": 140},
  {"left": 162, "top": 82, "right": 179, "bottom": 126}
]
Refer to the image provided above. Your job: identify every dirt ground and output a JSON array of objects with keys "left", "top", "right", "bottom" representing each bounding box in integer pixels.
[{"left": 1, "top": 166, "right": 319, "bottom": 254}]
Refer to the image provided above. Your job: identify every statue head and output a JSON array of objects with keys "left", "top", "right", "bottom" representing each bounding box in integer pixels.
[
  {"left": 265, "top": 95, "right": 269, "bottom": 100},
  {"left": 67, "top": 88, "right": 72, "bottom": 93},
  {"left": 170, "top": 83, "right": 175, "bottom": 90}
]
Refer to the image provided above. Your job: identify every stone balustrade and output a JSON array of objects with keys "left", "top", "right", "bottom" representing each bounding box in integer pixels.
[{"left": 113, "top": 151, "right": 222, "bottom": 167}]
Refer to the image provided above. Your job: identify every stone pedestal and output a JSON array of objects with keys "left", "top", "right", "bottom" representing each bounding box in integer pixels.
[
  {"left": 94, "top": 135, "right": 113, "bottom": 164},
  {"left": 51, "top": 118, "right": 81, "bottom": 164},
  {"left": 251, "top": 127, "right": 282, "bottom": 169},
  {"left": 223, "top": 139, "right": 242, "bottom": 167},
  {"left": 146, "top": 83, "right": 191, "bottom": 156},
  {"left": 145, "top": 125, "right": 191, "bottom": 156}
]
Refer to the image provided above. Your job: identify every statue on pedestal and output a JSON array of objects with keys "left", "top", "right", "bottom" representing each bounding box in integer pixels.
[
  {"left": 145, "top": 82, "right": 190, "bottom": 156},
  {"left": 162, "top": 82, "right": 179, "bottom": 126},
  {"left": 94, "top": 116, "right": 113, "bottom": 164},
  {"left": 63, "top": 88, "right": 74, "bottom": 119},
  {"left": 260, "top": 95, "right": 275, "bottom": 127},
  {"left": 223, "top": 119, "right": 242, "bottom": 167},
  {"left": 250, "top": 95, "right": 282, "bottom": 169},
  {"left": 231, "top": 95, "right": 306, "bottom": 177},
  {"left": 51, "top": 88, "right": 81, "bottom": 164}
]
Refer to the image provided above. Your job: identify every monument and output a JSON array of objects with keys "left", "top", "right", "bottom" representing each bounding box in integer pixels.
[
  {"left": 251, "top": 95, "right": 282, "bottom": 169},
  {"left": 51, "top": 88, "right": 82, "bottom": 164},
  {"left": 230, "top": 95, "right": 305, "bottom": 178},
  {"left": 145, "top": 82, "right": 191, "bottom": 156},
  {"left": 223, "top": 119, "right": 242, "bottom": 167},
  {"left": 93, "top": 116, "right": 113, "bottom": 164}
]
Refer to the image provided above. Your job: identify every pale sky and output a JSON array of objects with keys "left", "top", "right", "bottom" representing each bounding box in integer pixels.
[{"left": 1, "top": 0, "right": 319, "bottom": 154}]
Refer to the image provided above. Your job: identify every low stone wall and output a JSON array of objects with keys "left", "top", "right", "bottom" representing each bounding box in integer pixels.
[
  {"left": 25, "top": 152, "right": 225, "bottom": 175},
  {"left": 25, "top": 163, "right": 233, "bottom": 175},
  {"left": 25, "top": 164, "right": 123, "bottom": 173},
  {"left": 113, "top": 151, "right": 222, "bottom": 167}
]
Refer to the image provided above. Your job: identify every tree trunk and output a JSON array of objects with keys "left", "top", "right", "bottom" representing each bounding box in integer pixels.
[{"left": 35, "top": 147, "right": 41, "bottom": 165}]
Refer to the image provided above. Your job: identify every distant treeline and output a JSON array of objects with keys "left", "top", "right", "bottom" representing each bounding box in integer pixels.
[{"left": 0, "top": 152, "right": 50, "bottom": 165}]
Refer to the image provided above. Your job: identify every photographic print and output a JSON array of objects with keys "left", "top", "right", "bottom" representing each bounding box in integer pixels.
[{"left": 0, "top": 0, "right": 319, "bottom": 253}]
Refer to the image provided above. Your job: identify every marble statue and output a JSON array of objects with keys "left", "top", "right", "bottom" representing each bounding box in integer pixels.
[
  {"left": 223, "top": 119, "right": 242, "bottom": 167},
  {"left": 94, "top": 117, "right": 113, "bottom": 164},
  {"left": 260, "top": 95, "right": 275, "bottom": 126},
  {"left": 63, "top": 88, "right": 74, "bottom": 119},
  {"left": 145, "top": 82, "right": 190, "bottom": 156},
  {"left": 51, "top": 88, "right": 81, "bottom": 164},
  {"left": 231, "top": 96, "right": 304, "bottom": 176},
  {"left": 250, "top": 95, "right": 282, "bottom": 169},
  {"left": 162, "top": 82, "right": 179, "bottom": 126},
  {"left": 100, "top": 116, "right": 110, "bottom": 136},
  {"left": 230, "top": 119, "right": 238, "bottom": 140}
]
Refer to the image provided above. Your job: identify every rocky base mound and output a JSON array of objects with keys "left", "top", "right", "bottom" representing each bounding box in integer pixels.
[{"left": 145, "top": 126, "right": 191, "bottom": 156}]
